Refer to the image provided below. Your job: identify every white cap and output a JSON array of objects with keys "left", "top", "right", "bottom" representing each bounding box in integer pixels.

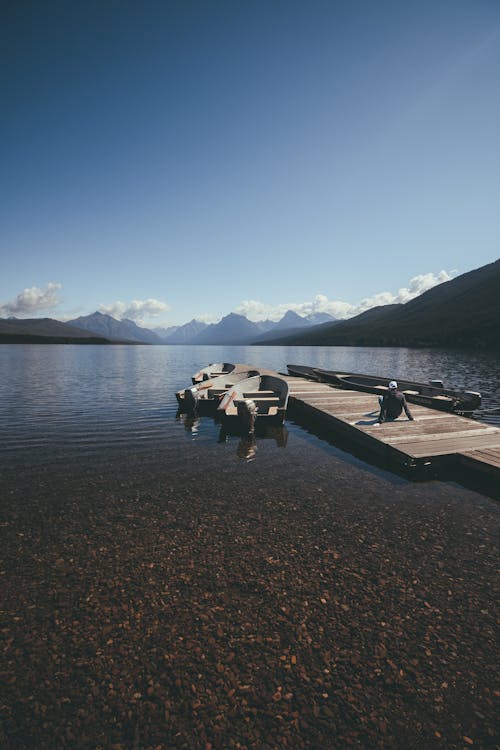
[{"left": 389, "top": 380, "right": 398, "bottom": 389}]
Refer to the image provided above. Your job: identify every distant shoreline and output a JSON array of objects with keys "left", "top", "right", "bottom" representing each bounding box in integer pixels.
[
  {"left": 0, "top": 335, "right": 132, "bottom": 345},
  {"left": 0, "top": 334, "right": 119, "bottom": 344},
  {"left": 0, "top": 335, "right": 498, "bottom": 350}
]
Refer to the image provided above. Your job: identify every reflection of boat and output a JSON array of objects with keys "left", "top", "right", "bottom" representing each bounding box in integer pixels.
[
  {"left": 218, "top": 423, "right": 289, "bottom": 460},
  {"left": 176, "top": 367, "right": 259, "bottom": 411},
  {"left": 175, "top": 410, "right": 201, "bottom": 434},
  {"left": 237, "top": 435, "right": 258, "bottom": 461},
  {"left": 217, "top": 374, "right": 290, "bottom": 431},
  {"left": 287, "top": 364, "right": 482, "bottom": 413},
  {"left": 218, "top": 422, "right": 289, "bottom": 446}
]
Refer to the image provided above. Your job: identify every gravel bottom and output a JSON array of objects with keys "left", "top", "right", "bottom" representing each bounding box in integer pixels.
[{"left": 1, "top": 441, "right": 498, "bottom": 750}]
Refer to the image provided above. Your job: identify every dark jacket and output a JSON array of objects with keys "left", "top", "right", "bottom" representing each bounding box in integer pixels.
[{"left": 378, "top": 389, "right": 414, "bottom": 423}]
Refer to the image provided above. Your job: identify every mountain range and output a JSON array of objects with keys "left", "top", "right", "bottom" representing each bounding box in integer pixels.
[
  {"left": 0, "top": 317, "right": 127, "bottom": 345},
  {"left": 262, "top": 258, "right": 500, "bottom": 349},
  {"left": 0, "top": 308, "right": 337, "bottom": 345},
  {"left": 1, "top": 259, "right": 498, "bottom": 348}
]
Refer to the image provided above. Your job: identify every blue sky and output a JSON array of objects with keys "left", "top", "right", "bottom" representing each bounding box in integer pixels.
[{"left": 1, "top": 0, "right": 499, "bottom": 327}]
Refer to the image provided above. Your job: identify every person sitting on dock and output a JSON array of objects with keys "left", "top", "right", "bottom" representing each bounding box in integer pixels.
[{"left": 376, "top": 381, "right": 414, "bottom": 424}]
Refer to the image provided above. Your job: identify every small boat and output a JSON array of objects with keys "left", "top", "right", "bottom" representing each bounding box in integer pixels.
[
  {"left": 176, "top": 366, "right": 260, "bottom": 411},
  {"left": 217, "top": 374, "right": 290, "bottom": 431},
  {"left": 286, "top": 364, "right": 323, "bottom": 381},
  {"left": 192, "top": 362, "right": 239, "bottom": 384},
  {"left": 287, "top": 364, "right": 481, "bottom": 413}
]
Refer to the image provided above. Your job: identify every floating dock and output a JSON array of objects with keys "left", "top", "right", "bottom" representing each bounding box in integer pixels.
[{"left": 283, "top": 373, "right": 500, "bottom": 483}]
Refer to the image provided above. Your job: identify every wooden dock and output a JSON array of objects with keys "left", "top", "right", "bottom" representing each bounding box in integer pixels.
[{"left": 283, "top": 374, "right": 500, "bottom": 482}]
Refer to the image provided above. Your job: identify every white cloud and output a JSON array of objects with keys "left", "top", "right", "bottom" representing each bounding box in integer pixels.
[
  {"left": 236, "top": 270, "right": 453, "bottom": 322},
  {"left": 398, "top": 270, "right": 452, "bottom": 301},
  {"left": 0, "top": 282, "right": 62, "bottom": 317},
  {"left": 194, "top": 312, "right": 221, "bottom": 324},
  {"left": 236, "top": 295, "right": 355, "bottom": 321},
  {"left": 99, "top": 298, "right": 170, "bottom": 325}
]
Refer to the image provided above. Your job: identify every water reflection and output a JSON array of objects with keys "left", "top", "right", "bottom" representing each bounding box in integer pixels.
[
  {"left": 226, "top": 422, "right": 287, "bottom": 460},
  {"left": 236, "top": 435, "right": 257, "bottom": 461},
  {"left": 175, "top": 409, "right": 290, "bottom": 461},
  {"left": 176, "top": 410, "right": 201, "bottom": 435},
  {"left": 217, "top": 421, "right": 288, "bottom": 444}
]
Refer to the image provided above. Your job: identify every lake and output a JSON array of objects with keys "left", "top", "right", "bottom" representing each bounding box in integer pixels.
[
  {"left": 2, "top": 344, "right": 499, "bottom": 749},
  {"left": 1, "top": 343, "right": 498, "bottom": 480}
]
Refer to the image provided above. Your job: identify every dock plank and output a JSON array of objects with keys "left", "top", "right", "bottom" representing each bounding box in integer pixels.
[
  {"left": 391, "top": 433, "right": 500, "bottom": 457},
  {"left": 382, "top": 427, "right": 499, "bottom": 445},
  {"left": 460, "top": 447, "right": 500, "bottom": 465}
]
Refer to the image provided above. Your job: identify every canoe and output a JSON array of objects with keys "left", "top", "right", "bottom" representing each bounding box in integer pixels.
[
  {"left": 287, "top": 364, "right": 481, "bottom": 413},
  {"left": 217, "top": 374, "right": 290, "bottom": 431},
  {"left": 176, "top": 367, "right": 260, "bottom": 410}
]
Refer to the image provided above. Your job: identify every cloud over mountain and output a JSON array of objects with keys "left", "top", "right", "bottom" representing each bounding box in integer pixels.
[
  {"left": 265, "top": 260, "right": 498, "bottom": 350},
  {"left": 98, "top": 298, "right": 170, "bottom": 325},
  {"left": 0, "top": 282, "right": 62, "bottom": 317},
  {"left": 235, "top": 271, "right": 453, "bottom": 322}
]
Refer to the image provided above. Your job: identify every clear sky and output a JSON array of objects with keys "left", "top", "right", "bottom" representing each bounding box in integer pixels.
[{"left": 1, "top": 0, "right": 499, "bottom": 327}]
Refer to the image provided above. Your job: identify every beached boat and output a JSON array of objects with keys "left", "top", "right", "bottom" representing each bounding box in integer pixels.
[
  {"left": 176, "top": 367, "right": 260, "bottom": 411},
  {"left": 217, "top": 374, "right": 290, "bottom": 431},
  {"left": 287, "top": 364, "right": 481, "bottom": 413}
]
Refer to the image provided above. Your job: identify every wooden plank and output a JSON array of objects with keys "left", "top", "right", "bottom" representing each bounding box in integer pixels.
[
  {"left": 296, "top": 406, "right": 379, "bottom": 414},
  {"left": 461, "top": 447, "right": 500, "bottom": 457},
  {"left": 392, "top": 433, "right": 500, "bottom": 458},
  {"left": 290, "top": 392, "right": 340, "bottom": 398},
  {"left": 459, "top": 448, "right": 500, "bottom": 468},
  {"left": 290, "top": 388, "right": 364, "bottom": 403},
  {"left": 381, "top": 428, "right": 499, "bottom": 446},
  {"left": 457, "top": 449, "right": 500, "bottom": 477},
  {"left": 358, "top": 415, "right": 470, "bottom": 427},
  {"left": 301, "top": 401, "right": 378, "bottom": 411},
  {"left": 237, "top": 397, "right": 280, "bottom": 402},
  {"left": 297, "top": 393, "right": 368, "bottom": 399},
  {"left": 360, "top": 418, "right": 497, "bottom": 436}
]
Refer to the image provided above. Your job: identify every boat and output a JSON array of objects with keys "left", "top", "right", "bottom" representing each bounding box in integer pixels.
[
  {"left": 176, "top": 366, "right": 260, "bottom": 411},
  {"left": 217, "top": 374, "right": 290, "bottom": 431},
  {"left": 286, "top": 364, "right": 323, "bottom": 381},
  {"left": 287, "top": 364, "right": 481, "bottom": 413},
  {"left": 192, "top": 362, "right": 239, "bottom": 384}
]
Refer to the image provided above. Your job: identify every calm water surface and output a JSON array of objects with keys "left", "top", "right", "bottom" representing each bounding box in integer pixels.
[{"left": 1, "top": 344, "right": 499, "bottom": 489}]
